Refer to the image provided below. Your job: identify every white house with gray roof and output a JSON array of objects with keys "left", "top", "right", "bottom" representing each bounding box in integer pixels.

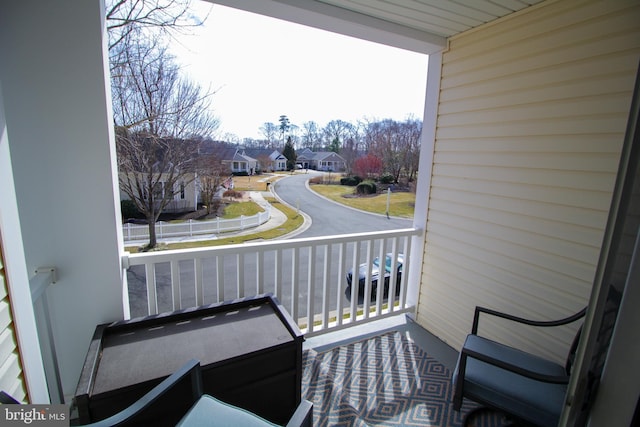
[{"left": 296, "top": 148, "right": 345, "bottom": 171}]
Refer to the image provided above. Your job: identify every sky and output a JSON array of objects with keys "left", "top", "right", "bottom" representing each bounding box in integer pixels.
[{"left": 170, "top": 3, "right": 429, "bottom": 141}]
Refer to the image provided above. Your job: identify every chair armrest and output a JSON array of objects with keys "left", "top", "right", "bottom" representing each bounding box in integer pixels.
[
  {"left": 82, "top": 359, "right": 203, "bottom": 427},
  {"left": 472, "top": 306, "right": 586, "bottom": 334},
  {"left": 286, "top": 400, "right": 313, "bottom": 427},
  {"left": 461, "top": 335, "right": 569, "bottom": 384},
  {"left": 0, "top": 391, "right": 20, "bottom": 404}
]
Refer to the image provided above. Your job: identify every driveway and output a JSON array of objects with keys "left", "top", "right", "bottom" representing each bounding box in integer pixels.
[{"left": 273, "top": 171, "right": 412, "bottom": 237}]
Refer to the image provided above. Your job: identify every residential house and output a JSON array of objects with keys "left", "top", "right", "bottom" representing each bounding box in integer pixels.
[
  {"left": 119, "top": 173, "right": 199, "bottom": 214},
  {"left": 199, "top": 140, "right": 258, "bottom": 175},
  {"left": 243, "top": 148, "right": 288, "bottom": 172},
  {"left": 0, "top": 1, "right": 638, "bottom": 425},
  {"left": 296, "top": 148, "right": 346, "bottom": 171},
  {"left": 118, "top": 142, "right": 273, "bottom": 215}
]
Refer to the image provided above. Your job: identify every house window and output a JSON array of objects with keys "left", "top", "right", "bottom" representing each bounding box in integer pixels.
[
  {"left": 180, "top": 183, "right": 185, "bottom": 199},
  {"left": 153, "top": 182, "right": 163, "bottom": 200}
]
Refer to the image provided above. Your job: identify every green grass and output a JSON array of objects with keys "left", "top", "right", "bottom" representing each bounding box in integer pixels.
[
  {"left": 222, "top": 201, "right": 264, "bottom": 218},
  {"left": 125, "top": 198, "right": 303, "bottom": 252},
  {"left": 231, "top": 174, "right": 281, "bottom": 191},
  {"left": 309, "top": 184, "right": 415, "bottom": 218}
]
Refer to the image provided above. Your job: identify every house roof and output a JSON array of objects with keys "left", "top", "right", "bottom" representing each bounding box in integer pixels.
[
  {"left": 243, "top": 148, "right": 286, "bottom": 160},
  {"left": 199, "top": 140, "right": 238, "bottom": 161},
  {"left": 233, "top": 152, "right": 257, "bottom": 163},
  {"left": 296, "top": 149, "right": 345, "bottom": 162},
  {"left": 313, "top": 151, "right": 344, "bottom": 161}
]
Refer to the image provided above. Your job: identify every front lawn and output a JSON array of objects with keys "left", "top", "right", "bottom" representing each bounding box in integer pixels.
[
  {"left": 309, "top": 184, "right": 415, "bottom": 218},
  {"left": 222, "top": 201, "right": 264, "bottom": 218}
]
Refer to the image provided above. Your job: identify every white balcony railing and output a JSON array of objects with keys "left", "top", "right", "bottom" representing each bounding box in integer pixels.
[{"left": 122, "top": 228, "right": 421, "bottom": 336}]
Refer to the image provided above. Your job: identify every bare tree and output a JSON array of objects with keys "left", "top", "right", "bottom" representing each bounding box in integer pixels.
[
  {"left": 322, "top": 119, "right": 354, "bottom": 152},
  {"left": 110, "top": 18, "right": 219, "bottom": 249},
  {"left": 301, "top": 121, "right": 321, "bottom": 149},
  {"left": 106, "top": 0, "right": 207, "bottom": 68},
  {"left": 118, "top": 132, "right": 200, "bottom": 248},
  {"left": 197, "top": 153, "right": 227, "bottom": 216},
  {"left": 399, "top": 117, "right": 422, "bottom": 183},
  {"left": 259, "top": 122, "right": 278, "bottom": 148},
  {"left": 111, "top": 30, "right": 218, "bottom": 138},
  {"left": 363, "top": 118, "right": 421, "bottom": 184},
  {"left": 340, "top": 122, "right": 362, "bottom": 175}
]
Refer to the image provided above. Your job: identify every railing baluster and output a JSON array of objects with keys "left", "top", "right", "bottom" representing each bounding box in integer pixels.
[
  {"left": 274, "top": 248, "right": 282, "bottom": 299},
  {"left": 145, "top": 263, "right": 158, "bottom": 315},
  {"left": 362, "top": 240, "right": 374, "bottom": 318},
  {"left": 194, "top": 258, "right": 203, "bottom": 306},
  {"left": 291, "top": 247, "right": 299, "bottom": 321},
  {"left": 349, "top": 242, "right": 360, "bottom": 323},
  {"left": 399, "top": 236, "right": 411, "bottom": 306},
  {"left": 306, "top": 246, "right": 316, "bottom": 333},
  {"left": 388, "top": 238, "right": 399, "bottom": 312},
  {"left": 375, "top": 238, "right": 386, "bottom": 316},
  {"left": 336, "top": 242, "right": 346, "bottom": 327},
  {"left": 170, "top": 260, "right": 181, "bottom": 311},
  {"left": 237, "top": 253, "right": 244, "bottom": 298},
  {"left": 256, "top": 251, "right": 264, "bottom": 295},
  {"left": 321, "top": 245, "right": 331, "bottom": 329},
  {"left": 216, "top": 256, "right": 224, "bottom": 303}
]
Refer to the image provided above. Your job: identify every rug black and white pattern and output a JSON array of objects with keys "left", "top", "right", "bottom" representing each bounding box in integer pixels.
[{"left": 302, "top": 332, "right": 505, "bottom": 427}]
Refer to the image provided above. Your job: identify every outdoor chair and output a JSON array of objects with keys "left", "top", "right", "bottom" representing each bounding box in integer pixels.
[
  {"left": 452, "top": 306, "right": 586, "bottom": 427},
  {"left": 2, "top": 359, "right": 313, "bottom": 427}
]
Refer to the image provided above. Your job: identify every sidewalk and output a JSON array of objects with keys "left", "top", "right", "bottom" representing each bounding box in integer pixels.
[{"left": 124, "top": 190, "right": 291, "bottom": 246}]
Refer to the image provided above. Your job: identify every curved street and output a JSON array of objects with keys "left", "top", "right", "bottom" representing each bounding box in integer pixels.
[{"left": 273, "top": 171, "right": 412, "bottom": 237}]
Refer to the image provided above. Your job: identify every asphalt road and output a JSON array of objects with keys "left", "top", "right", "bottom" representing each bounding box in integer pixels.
[
  {"left": 273, "top": 171, "right": 412, "bottom": 237},
  {"left": 127, "top": 172, "right": 413, "bottom": 318}
]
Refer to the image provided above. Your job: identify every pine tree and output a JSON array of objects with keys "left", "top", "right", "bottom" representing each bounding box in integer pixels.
[{"left": 283, "top": 136, "right": 297, "bottom": 171}]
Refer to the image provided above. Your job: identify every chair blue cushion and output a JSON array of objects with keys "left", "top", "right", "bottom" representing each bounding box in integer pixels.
[
  {"left": 177, "top": 395, "right": 279, "bottom": 427},
  {"left": 454, "top": 334, "right": 568, "bottom": 427}
]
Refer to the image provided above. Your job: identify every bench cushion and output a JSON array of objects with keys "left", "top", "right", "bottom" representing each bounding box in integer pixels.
[
  {"left": 177, "top": 395, "right": 279, "bottom": 427},
  {"left": 453, "top": 334, "right": 568, "bottom": 427}
]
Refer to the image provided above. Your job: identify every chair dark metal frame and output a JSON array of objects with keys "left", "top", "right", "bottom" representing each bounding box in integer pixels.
[
  {"left": 2, "top": 359, "right": 313, "bottom": 427},
  {"left": 82, "top": 358, "right": 203, "bottom": 427},
  {"left": 453, "top": 306, "right": 586, "bottom": 427}
]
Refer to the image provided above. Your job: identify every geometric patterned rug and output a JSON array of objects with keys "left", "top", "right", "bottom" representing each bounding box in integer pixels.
[{"left": 302, "top": 332, "right": 507, "bottom": 427}]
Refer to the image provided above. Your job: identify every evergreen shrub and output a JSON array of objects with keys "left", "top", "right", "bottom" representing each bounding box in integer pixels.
[{"left": 356, "top": 180, "right": 377, "bottom": 195}]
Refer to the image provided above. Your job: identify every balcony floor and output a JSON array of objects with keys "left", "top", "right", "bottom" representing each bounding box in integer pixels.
[{"left": 303, "top": 313, "right": 459, "bottom": 370}]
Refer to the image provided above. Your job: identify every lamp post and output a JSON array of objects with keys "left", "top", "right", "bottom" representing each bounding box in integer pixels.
[{"left": 386, "top": 187, "right": 391, "bottom": 219}]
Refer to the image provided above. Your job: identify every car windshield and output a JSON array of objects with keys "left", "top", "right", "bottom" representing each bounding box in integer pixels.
[{"left": 373, "top": 256, "right": 393, "bottom": 273}]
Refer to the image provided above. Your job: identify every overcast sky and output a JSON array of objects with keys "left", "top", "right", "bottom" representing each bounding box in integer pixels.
[{"left": 171, "top": 3, "right": 429, "bottom": 140}]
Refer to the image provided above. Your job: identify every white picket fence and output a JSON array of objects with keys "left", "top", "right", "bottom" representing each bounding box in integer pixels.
[{"left": 122, "top": 206, "right": 271, "bottom": 241}]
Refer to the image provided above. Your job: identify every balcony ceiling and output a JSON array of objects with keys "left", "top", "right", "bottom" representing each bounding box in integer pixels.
[
  {"left": 212, "top": 0, "right": 545, "bottom": 53},
  {"left": 316, "top": 0, "right": 545, "bottom": 38}
]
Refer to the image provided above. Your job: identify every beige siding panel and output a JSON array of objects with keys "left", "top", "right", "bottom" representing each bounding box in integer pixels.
[
  {"left": 431, "top": 175, "right": 613, "bottom": 211},
  {"left": 440, "top": 71, "right": 637, "bottom": 113},
  {"left": 436, "top": 134, "right": 621, "bottom": 154},
  {"left": 417, "top": 0, "right": 640, "bottom": 364},
  {"left": 443, "top": 1, "right": 638, "bottom": 66},
  {"left": 429, "top": 186, "right": 608, "bottom": 229},
  {"left": 433, "top": 164, "right": 616, "bottom": 192}
]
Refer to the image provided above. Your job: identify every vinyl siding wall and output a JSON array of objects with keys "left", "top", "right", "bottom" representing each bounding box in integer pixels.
[
  {"left": 416, "top": 0, "right": 640, "bottom": 364},
  {"left": 0, "top": 243, "right": 27, "bottom": 401}
]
